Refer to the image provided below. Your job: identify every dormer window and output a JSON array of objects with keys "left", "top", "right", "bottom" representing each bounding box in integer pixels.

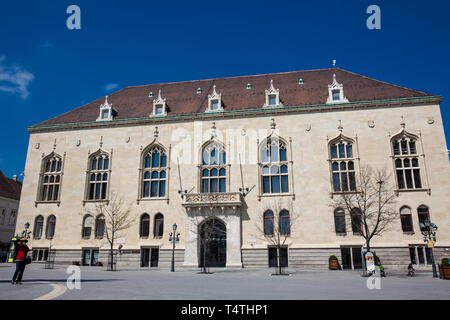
[
  {"left": 327, "top": 74, "right": 349, "bottom": 104},
  {"left": 207, "top": 85, "right": 223, "bottom": 112},
  {"left": 97, "top": 96, "right": 117, "bottom": 121},
  {"left": 151, "top": 90, "right": 167, "bottom": 116},
  {"left": 263, "top": 80, "right": 282, "bottom": 108}
]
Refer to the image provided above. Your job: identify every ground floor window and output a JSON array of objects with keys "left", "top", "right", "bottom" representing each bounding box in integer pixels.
[
  {"left": 340, "top": 246, "right": 363, "bottom": 270},
  {"left": 409, "top": 245, "right": 433, "bottom": 265},
  {"left": 141, "top": 247, "right": 159, "bottom": 268},
  {"left": 82, "top": 248, "right": 99, "bottom": 266},
  {"left": 32, "top": 248, "right": 49, "bottom": 261},
  {"left": 268, "top": 246, "right": 288, "bottom": 268}
]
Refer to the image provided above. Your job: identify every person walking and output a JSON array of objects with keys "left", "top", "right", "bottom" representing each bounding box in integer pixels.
[{"left": 11, "top": 238, "right": 30, "bottom": 285}]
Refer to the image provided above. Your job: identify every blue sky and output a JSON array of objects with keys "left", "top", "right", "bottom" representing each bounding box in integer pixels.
[{"left": 0, "top": 0, "right": 449, "bottom": 179}]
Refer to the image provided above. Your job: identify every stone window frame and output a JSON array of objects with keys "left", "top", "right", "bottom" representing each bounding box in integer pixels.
[
  {"left": 151, "top": 90, "right": 168, "bottom": 117},
  {"left": 153, "top": 213, "right": 164, "bottom": 238},
  {"left": 206, "top": 85, "right": 223, "bottom": 112},
  {"left": 81, "top": 214, "right": 94, "bottom": 239},
  {"left": 46, "top": 215, "right": 56, "bottom": 239},
  {"left": 33, "top": 215, "right": 44, "bottom": 239},
  {"left": 262, "top": 80, "right": 283, "bottom": 108},
  {"left": 334, "top": 208, "right": 347, "bottom": 235},
  {"left": 389, "top": 129, "right": 430, "bottom": 195},
  {"left": 327, "top": 133, "right": 361, "bottom": 196},
  {"left": 140, "top": 213, "right": 150, "bottom": 238},
  {"left": 96, "top": 95, "right": 117, "bottom": 121},
  {"left": 326, "top": 74, "right": 349, "bottom": 104},
  {"left": 263, "top": 210, "right": 274, "bottom": 236},
  {"left": 95, "top": 214, "right": 105, "bottom": 239},
  {"left": 137, "top": 141, "right": 171, "bottom": 204},
  {"left": 399, "top": 205, "right": 414, "bottom": 234},
  {"left": 257, "top": 135, "right": 294, "bottom": 200},
  {"left": 36, "top": 151, "right": 65, "bottom": 206},
  {"left": 8, "top": 209, "right": 17, "bottom": 226},
  {"left": 198, "top": 138, "right": 230, "bottom": 193},
  {"left": 83, "top": 149, "right": 112, "bottom": 204}
]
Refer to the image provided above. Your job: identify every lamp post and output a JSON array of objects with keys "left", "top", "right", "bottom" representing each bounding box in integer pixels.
[
  {"left": 420, "top": 221, "right": 438, "bottom": 278},
  {"left": 169, "top": 223, "right": 180, "bottom": 272}
]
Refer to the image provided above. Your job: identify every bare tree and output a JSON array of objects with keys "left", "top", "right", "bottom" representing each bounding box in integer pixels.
[
  {"left": 85, "top": 192, "right": 135, "bottom": 270},
  {"left": 254, "top": 199, "right": 299, "bottom": 275},
  {"left": 330, "top": 166, "right": 398, "bottom": 255}
]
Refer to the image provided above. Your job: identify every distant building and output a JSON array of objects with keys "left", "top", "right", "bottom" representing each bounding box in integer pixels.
[
  {"left": 16, "top": 67, "right": 450, "bottom": 270},
  {"left": 0, "top": 170, "right": 22, "bottom": 253}
]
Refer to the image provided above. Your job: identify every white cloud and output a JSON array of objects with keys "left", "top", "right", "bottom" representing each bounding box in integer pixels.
[
  {"left": 0, "top": 56, "right": 35, "bottom": 99},
  {"left": 104, "top": 83, "right": 119, "bottom": 91}
]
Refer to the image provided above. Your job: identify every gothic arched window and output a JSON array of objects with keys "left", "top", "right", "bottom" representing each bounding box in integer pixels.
[
  {"left": 95, "top": 215, "right": 105, "bottom": 239},
  {"left": 86, "top": 151, "right": 110, "bottom": 201},
  {"left": 46, "top": 215, "right": 56, "bottom": 239},
  {"left": 201, "top": 141, "right": 226, "bottom": 193},
  {"left": 279, "top": 210, "right": 290, "bottom": 236},
  {"left": 82, "top": 215, "right": 93, "bottom": 238},
  {"left": 260, "top": 137, "right": 289, "bottom": 194},
  {"left": 39, "top": 153, "right": 63, "bottom": 202},
  {"left": 141, "top": 145, "right": 167, "bottom": 198},
  {"left": 329, "top": 136, "right": 356, "bottom": 193},
  {"left": 334, "top": 208, "right": 346, "bottom": 234},
  {"left": 263, "top": 210, "right": 274, "bottom": 236},
  {"left": 140, "top": 213, "right": 150, "bottom": 237},
  {"left": 154, "top": 213, "right": 164, "bottom": 238},
  {"left": 391, "top": 133, "right": 422, "bottom": 190},
  {"left": 34, "top": 215, "right": 44, "bottom": 239}
]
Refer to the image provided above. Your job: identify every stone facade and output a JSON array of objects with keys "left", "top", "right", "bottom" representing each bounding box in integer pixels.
[{"left": 15, "top": 69, "right": 450, "bottom": 270}]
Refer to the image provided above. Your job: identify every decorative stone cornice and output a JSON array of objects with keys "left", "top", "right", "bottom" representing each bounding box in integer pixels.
[{"left": 182, "top": 192, "right": 243, "bottom": 210}]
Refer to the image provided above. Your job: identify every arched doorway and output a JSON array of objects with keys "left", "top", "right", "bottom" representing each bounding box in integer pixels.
[{"left": 199, "top": 218, "right": 226, "bottom": 267}]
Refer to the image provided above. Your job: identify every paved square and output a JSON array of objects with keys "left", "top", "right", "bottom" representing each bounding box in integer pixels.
[{"left": 1, "top": 264, "right": 449, "bottom": 300}]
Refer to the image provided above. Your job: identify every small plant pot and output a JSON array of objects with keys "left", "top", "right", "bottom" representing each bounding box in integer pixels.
[
  {"left": 439, "top": 265, "right": 450, "bottom": 280},
  {"left": 329, "top": 259, "right": 339, "bottom": 270}
]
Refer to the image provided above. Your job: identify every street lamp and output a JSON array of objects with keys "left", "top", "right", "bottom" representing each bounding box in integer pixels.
[
  {"left": 169, "top": 223, "right": 180, "bottom": 272},
  {"left": 419, "top": 221, "right": 438, "bottom": 278}
]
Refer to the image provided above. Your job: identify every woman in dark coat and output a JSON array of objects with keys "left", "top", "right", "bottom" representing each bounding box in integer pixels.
[{"left": 11, "top": 239, "right": 30, "bottom": 285}]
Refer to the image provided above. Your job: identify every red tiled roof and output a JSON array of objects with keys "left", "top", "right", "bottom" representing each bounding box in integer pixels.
[
  {"left": 0, "top": 170, "right": 22, "bottom": 201},
  {"left": 35, "top": 68, "right": 433, "bottom": 127}
]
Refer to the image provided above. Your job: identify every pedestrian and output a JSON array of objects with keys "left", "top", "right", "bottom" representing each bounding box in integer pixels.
[{"left": 11, "top": 238, "right": 30, "bottom": 285}]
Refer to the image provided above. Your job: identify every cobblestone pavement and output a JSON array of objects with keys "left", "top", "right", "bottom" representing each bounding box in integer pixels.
[{"left": 1, "top": 263, "right": 449, "bottom": 300}]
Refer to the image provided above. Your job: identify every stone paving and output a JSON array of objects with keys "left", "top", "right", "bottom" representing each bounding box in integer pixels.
[{"left": 0, "top": 263, "right": 449, "bottom": 300}]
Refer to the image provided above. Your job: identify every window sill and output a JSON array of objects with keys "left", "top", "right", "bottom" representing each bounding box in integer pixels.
[
  {"left": 34, "top": 201, "right": 61, "bottom": 207},
  {"left": 137, "top": 197, "right": 169, "bottom": 204},
  {"left": 83, "top": 199, "right": 109, "bottom": 205},
  {"left": 394, "top": 188, "right": 431, "bottom": 195},
  {"left": 258, "top": 193, "right": 295, "bottom": 201},
  {"left": 336, "top": 232, "right": 347, "bottom": 236},
  {"left": 153, "top": 236, "right": 163, "bottom": 239},
  {"left": 403, "top": 231, "right": 415, "bottom": 235}
]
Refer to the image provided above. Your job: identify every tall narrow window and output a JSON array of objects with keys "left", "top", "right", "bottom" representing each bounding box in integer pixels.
[
  {"left": 329, "top": 137, "right": 356, "bottom": 193},
  {"left": 87, "top": 152, "right": 110, "bottom": 200},
  {"left": 34, "top": 215, "right": 44, "bottom": 239},
  {"left": 140, "top": 213, "right": 150, "bottom": 237},
  {"left": 95, "top": 215, "right": 105, "bottom": 239},
  {"left": 417, "top": 205, "right": 430, "bottom": 232},
  {"left": 351, "top": 208, "right": 362, "bottom": 234},
  {"left": 334, "top": 208, "right": 346, "bottom": 234},
  {"left": 279, "top": 210, "right": 290, "bottom": 236},
  {"left": 82, "top": 215, "right": 93, "bottom": 239},
  {"left": 260, "top": 138, "right": 289, "bottom": 194},
  {"left": 154, "top": 213, "right": 164, "bottom": 238},
  {"left": 263, "top": 210, "right": 274, "bottom": 236},
  {"left": 46, "top": 215, "right": 56, "bottom": 239},
  {"left": 142, "top": 145, "right": 167, "bottom": 198},
  {"left": 391, "top": 134, "right": 422, "bottom": 190},
  {"left": 201, "top": 142, "right": 226, "bottom": 193},
  {"left": 400, "top": 206, "right": 413, "bottom": 232},
  {"left": 39, "top": 154, "right": 63, "bottom": 202}
]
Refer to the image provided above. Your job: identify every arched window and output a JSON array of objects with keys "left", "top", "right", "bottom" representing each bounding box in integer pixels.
[
  {"left": 263, "top": 210, "right": 274, "bottom": 236},
  {"left": 46, "top": 215, "right": 56, "bottom": 239},
  {"left": 140, "top": 213, "right": 150, "bottom": 237},
  {"left": 334, "top": 208, "right": 346, "bottom": 234},
  {"left": 142, "top": 145, "right": 167, "bottom": 198},
  {"left": 87, "top": 151, "right": 110, "bottom": 200},
  {"left": 400, "top": 206, "right": 413, "bottom": 232},
  {"left": 391, "top": 133, "right": 422, "bottom": 190},
  {"left": 95, "top": 215, "right": 105, "bottom": 239},
  {"left": 350, "top": 208, "right": 362, "bottom": 234},
  {"left": 417, "top": 205, "right": 430, "bottom": 232},
  {"left": 0, "top": 209, "right": 5, "bottom": 225},
  {"left": 201, "top": 141, "right": 226, "bottom": 193},
  {"left": 279, "top": 210, "right": 290, "bottom": 236},
  {"left": 39, "top": 153, "right": 63, "bottom": 202},
  {"left": 82, "top": 215, "right": 93, "bottom": 238},
  {"left": 329, "top": 136, "right": 356, "bottom": 192},
  {"left": 154, "top": 213, "right": 164, "bottom": 238},
  {"left": 260, "top": 137, "right": 289, "bottom": 194},
  {"left": 34, "top": 215, "right": 44, "bottom": 239}
]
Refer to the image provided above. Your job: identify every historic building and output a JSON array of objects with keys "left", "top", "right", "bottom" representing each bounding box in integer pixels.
[
  {"left": 15, "top": 67, "right": 450, "bottom": 270},
  {"left": 0, "top": 170, "right": 22, "bottom": 254}
]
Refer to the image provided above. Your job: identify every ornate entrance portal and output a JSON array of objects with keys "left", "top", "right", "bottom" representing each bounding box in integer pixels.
[{"left": 199, "top": 218, "right": 226, "bottom": 268}]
